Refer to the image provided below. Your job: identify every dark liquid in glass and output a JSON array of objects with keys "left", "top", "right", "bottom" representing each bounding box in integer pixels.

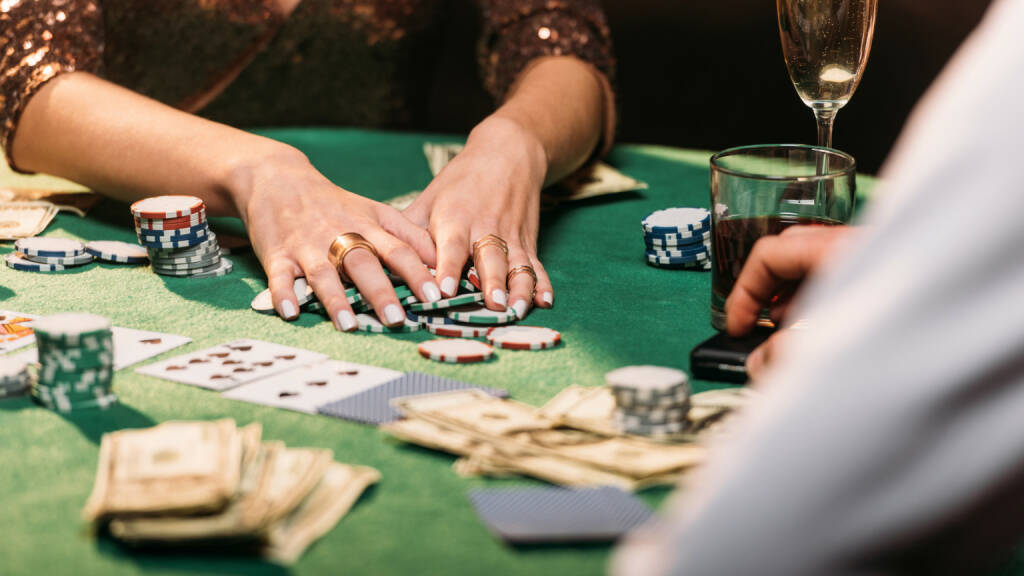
[{"left": 711, "top": 215, "right": 842, "bottom": 320}]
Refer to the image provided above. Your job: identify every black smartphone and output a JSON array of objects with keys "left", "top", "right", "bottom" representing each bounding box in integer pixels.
[{"left": 689, "top": 328, "right": 774, "bottom": 383}]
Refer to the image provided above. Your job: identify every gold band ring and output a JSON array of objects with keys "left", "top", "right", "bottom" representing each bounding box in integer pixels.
[
  {"left": 506, "top": 265, "right": 538, "bottom": 291},
  {"left": 471, "top": 234, "right": 509, "bottom": 263},
  {"left": 328, "top": 233, "right": 379, "bottom": 284}
]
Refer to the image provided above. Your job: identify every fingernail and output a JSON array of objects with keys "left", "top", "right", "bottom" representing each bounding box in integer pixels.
[
  {"left": 280, "top": 300, "right": 298, "bottom": 320},
  {"left": 492, "top": 289, "right": 507, "bottom": 307},
  {"left": 440, "top": 276, "right": 457, "bottom": 297},
  {"left": 422, "top": 281, "right": 442, "bottom": 303},
  {"left": 384, "top": 304, "right": 405, "bottom": 325},
  {"left": 336, "top": 310, "right": 357, "bottom": 332},
  {"left": 541, "top": 292, "right": 553, "bottom": 307},
  {"left": 512, "top": 299, "right": 528, "bottom": 320}
]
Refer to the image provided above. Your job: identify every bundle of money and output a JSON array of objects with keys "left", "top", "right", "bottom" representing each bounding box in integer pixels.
[
  {"left": 382, "top": 389, "right": 709, "bottom": 491},
  {"left": 82, "top": 419, "right": 379, "bottom": 564}
]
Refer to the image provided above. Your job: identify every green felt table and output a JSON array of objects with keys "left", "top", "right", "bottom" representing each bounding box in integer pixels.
[{"left": 3, "top": 128, "right": 996, "bottom": 576}]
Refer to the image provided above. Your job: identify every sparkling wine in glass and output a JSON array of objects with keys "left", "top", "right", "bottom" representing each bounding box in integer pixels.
[{"left": 777, "top": 0, "right": 878, "bottom": 148}]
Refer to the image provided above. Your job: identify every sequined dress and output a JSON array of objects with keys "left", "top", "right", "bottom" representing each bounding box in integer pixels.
[{"left": 0, "top": 0, "right": 614, "bottom": 171}]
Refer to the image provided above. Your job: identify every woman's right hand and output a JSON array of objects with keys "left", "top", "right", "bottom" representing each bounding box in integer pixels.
[{"left": 229, "top": 147, "right": 442, "bottom": 331}]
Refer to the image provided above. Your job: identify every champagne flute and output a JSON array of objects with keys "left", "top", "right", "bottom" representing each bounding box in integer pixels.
[{"left": 777, "top": 0, "right": 878, "bottom": 148}]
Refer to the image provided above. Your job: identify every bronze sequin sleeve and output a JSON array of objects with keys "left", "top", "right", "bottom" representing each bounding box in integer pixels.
[
  {"left": 477, "top": 0, "right": 616, "bottom": 154},
  {"left": 0, "top": 0, "right": 105, "bottom": 171}
]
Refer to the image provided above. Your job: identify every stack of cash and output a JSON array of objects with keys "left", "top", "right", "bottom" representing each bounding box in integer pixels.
[
  {"left": 82, "top": 419, "right": 379, "bottom": 564},
  {"left": 382, "top": 389, "right": 710, "bottom": 491}
]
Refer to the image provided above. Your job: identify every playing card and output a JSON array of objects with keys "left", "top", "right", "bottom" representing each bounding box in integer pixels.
[
  {"left": 0, "top": 310, "right": 38, "bottom": 354},
  {"left": 222, "top": 360, "right": 403, "bottom": 414},
  {"left": 467, "top": 486, "right": 653, "bottom": 544},
  {"left": 109, "top": 327, "right": 192, "bottom": 370},
  {"left": 135, "top": 339, "right": 328, "bottom": 391},
  {"left": 317, "top": 371, "right": 508, "bottom": 426}
]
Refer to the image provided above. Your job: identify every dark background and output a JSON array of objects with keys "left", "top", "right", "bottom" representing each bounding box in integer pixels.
[{"left": 426, "top": 0, "right": 994, "bottom": 175}]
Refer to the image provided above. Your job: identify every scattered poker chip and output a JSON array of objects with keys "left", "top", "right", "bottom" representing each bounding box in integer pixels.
[
  {"left": 21, "top": 251, "right": 95, "bottom": 266},
  {"left": 641, "top": 207, "right": 711, "bottom": 234},
  {"left": 14, "top": 237, "right": 86, "bottom": 258},
  {"left": 424, "top": 322, "right": 490, "bottom": 338},
  {"left": 466, "top": 267, "right": 481, "bottom": 290},
  {"left": 417, "top": 339, "right": 494, "bottom": 363},
  {"left": 407, "top": 291, "right": 484, "bottom": 312},
  {"left": 85, "top": 241, "right": 149, "bottom": 264},
  {"left": 355, "top": 313, "right": 421, "bottom": 333},
  {"left": 406, "top": 311, "right": 456, "bottom": 326},
  {"left": 188, "top": 257, "right": 234, "bottom": 278},
  {"left": 130, "top": 195, "right": 205, "bottom": 219},
  {"left": 445, "top": 303, "right": 518, "bottom": 325},
  {"left": 250, "top": 278, "right": 315, "bottom": 314},
  {"left": 486, "top": 326, "right": 562, "bottom": 350},
  {"left": 5, "top": 253, "right": 68, "bottom": 272}
]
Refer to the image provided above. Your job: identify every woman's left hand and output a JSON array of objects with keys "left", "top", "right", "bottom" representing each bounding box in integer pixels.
[{"left": 403, "top": 117, "right": 555, "bottom": 319}]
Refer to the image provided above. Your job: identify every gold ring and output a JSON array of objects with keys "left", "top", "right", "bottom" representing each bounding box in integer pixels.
[
  {"left": 506, "top": 265, "right": 538, "bottom": 293},
  {"left": 328, "top": 233, "right": 378, "bottom": 284},
  {"left": 471, "top": 234, "right": 509, "bottom": 262}
]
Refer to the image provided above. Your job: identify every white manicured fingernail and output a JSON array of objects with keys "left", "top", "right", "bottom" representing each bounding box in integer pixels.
[
  {"left": 384, "top": 304, "right": 405, "bottom": 325},
  {"left": 513, "top": 299, "right": 528, "bottom": 319},
  {"left": 336, "top": 310, "right": 357, "bottom": 332},
  {"left": 423, "top": 281, "right": 442, "bottom": 303},
  {"left": 492, "top": 289, "right": 507, "bottom": 307},
  {"left": 280, "top": 300, "right": 298, "bottom": 320},
  {"left": 440, "top": 276, "right": 457, "bottom": 297},
  {"left": 542, "top": 292, "right": 553, "bottom": 307}
]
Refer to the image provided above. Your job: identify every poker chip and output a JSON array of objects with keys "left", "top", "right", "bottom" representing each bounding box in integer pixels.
[
  {"left": 445, "top": 303, "right": 517, "bottom": 325},
  {"left": 0, "top": 357, "right": 31, "bottom": 397},
  {"left": 137, "top": 223, "right": 210, "bottom": 242},
  {"left": 5, "top": 253, "right": 69, "bottom": 272},
  {"left": 355, "top": 313, "right": 421, "bottom": 333},
  {"left": 251, "top": 278, "right": 315, "bottom": 314},
  {"left": 644, "top": 229, "right": 711, "bottom": 248},
  {"left": 138, "top": 235, "right": 211, "bottom": 250},
  {"left": 22, "top": 251, "right": 95, "bottom": 266},
  {"left": 148, "top": 234, "right": 220, "bottom": 257},
  {"left": 460, "top": 279, "right": 479, "bottom": 293},
  {"left": 130, "top": 195, "right": 204, "bottom": 219},
  {"left": 188, "top": 257, "right": 234, "bottom": 278},
  {"left": 613, "top": 405, "right": 689, "bottom": 426},
  {"left": 407, "top": 292, "right": 484, "bottom": 312},
  {"left": 152, "top": 260, "right": 224, "bottom": 276},
  {"left": 615, "top": 417, "right": 688, "bottom": 437},
  {"left": 641, "top": 207, "right": 711, "bottom": 234},
  {"left": 14, "top": 237, "right": 86, "bottom": 259},
  {"left": 406, "top": 311, "right": 456, "bottom": 326},
  {"left": 486, "top": 326, "right": 562, "bottom": 350},
  {"left": 645, "top": 244, "right": 710, "bottom": 259},
  {"left": 31, "top": 313, "right": 116, "bottom": 412},
  {"left": 646, "top": 251, "right": 709, "bottom": 266},
  {"left": 466, "top": 267, "right": 481, "bottom": 290},
  {"left": 134, "top": 210, "right": 206, "bottom": 230},
  {"left": 85, "top": 241, "right": 149, "bottom": 264},
  {"left": 425, "top": 322, "right": 490, "bottom": 338},
  {"left": 417, "top": 339, "right": 494, "bottom": 363}
]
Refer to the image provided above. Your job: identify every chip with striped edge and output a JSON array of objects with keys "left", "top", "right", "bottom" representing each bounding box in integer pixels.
[
  {"left": 85, "top": 241, "right": 149, "bottom": 264},
  {"left": 425, "top": 322, "right": 490, "bottom": 338},
  {"left": 486, "top": 325, "right": 561, "bottom": 350},
  {"left": 641, "top": 207, "right": 711, "bottom": 235},
  {"left": 130, "top": 195, "right": 205, "bottom": 219},
  {"left": 445, "top": 303, "right": 517, "bottom": 325},
  {"left": 417, "top": 339, "right": 494, "bottom": 363},
  {"left": 407, "top": 291, "right": 484, "bottom": 312},
  {"left": 134, "top": 210, "right": 206, "bottom": 230},
  {"left": 22, "top": 251, "right": 95, "bottom": 266},
  {"left": 355, "top": 313, "right": 421, "bottom": 333},
  {"left": 5, "top": 253, "right": 69, "bottom": 272},
  {"left": 14, "top": 237, "right": 86, "bottom": 258}
]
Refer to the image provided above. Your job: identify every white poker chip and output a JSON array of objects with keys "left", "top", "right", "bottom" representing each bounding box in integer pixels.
[
  {"left": 0, "top": 356, "right": 29, "bottom": 382},
  {"left": 605, "top": 365, "right": 689, "bottom": 404},
  {"left": 425, "top": 322, "right": 489, "bottom": 338},
  {"left": 417, "top": 339, "right": 494, "bottom": 363},
  {"left": 644, "top": 229, "right": 711, "bottom": 247},
  {"left": 187, "top": 257, "right": 233, "bottom": 278},
  {"left": 486, "top": 326, "right": 561, "bottom": 350},
  {"left": 406, "top": 291, "right": 484, "bottom": 312},
  {"left": 21, "top": 251, "right": 94, "bottom": 267},
  {"left": 147, "top": 233, "right": 219, "bottom": 257},
  {"left": 642, "top": 207, "right": 711, "bottom": 234},
  {"left": 251, "top": 278, "right": 315, "bottom": 314},
  {"left": 445, "top": 303, "right": 517, "bottom": 325},
  {"left": 85, "top": 241, "right": 149, "bottom": 264},
  {"left": 13, "top": 237, "right": 86, "bottom": 258},
  {"left": 130, "top": 195, "right": 205, "bottom": 219},
  {"left": 32, "top": 313, "right": 111, "bottom": 346},
  {"left": 5, "top": 253, "right": 67, "bottom": 272},
  {"left": 134, "top": 210, "right": 206, "bottom": 230},
  {"left": 355, "top": 313, "right": 421, "bottom": 333}
]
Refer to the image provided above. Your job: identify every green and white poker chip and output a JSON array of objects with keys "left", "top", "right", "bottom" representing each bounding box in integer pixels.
[{"left": 445, "top": 303, "right": 518, "bottom": 325}]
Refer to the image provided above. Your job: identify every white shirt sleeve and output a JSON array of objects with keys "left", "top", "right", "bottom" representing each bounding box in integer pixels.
[{"left": 613, "top": 0, "right": 1024, "bottom": 574}]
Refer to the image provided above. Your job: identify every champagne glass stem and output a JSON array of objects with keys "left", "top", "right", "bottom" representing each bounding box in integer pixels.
[{"left": 813, "top": 108, "right": 837, "bottom": 148}]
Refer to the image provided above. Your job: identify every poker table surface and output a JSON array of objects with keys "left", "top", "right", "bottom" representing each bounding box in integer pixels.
[{"left": 0, "top": 128, "right": 1011, "bottom": 576}]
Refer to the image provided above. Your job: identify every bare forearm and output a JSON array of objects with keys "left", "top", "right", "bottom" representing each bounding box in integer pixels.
[
  {"left": 480, "top": 56, "right": 610, "bottom": 186},
  {"left": 11, "top": 72, "right": 299, "bottom": 217}
]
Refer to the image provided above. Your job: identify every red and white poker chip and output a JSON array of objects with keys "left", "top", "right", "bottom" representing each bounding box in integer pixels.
[
  {"left": 417, "top": 339, "right": 494, "bottom": 363},
  {"left": 486, "top": 326, "right": 561, "bottom": 350},
  {"left": 135, "top": 210, "right": 207, "bottom": 230},
  {"left": 466, "top": 266, "right": 481, "bottom": 290},
  {"left": 130, "top": 195, "right": 205, "bottom": 219},
  {"left": 425, "top": 323, "right": 489, "bottom": 338}
]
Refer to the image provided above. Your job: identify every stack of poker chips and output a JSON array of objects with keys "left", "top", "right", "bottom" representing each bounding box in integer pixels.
[
  {"left": 5, "top": 237, "right": 94, "bottom": 272},
  {"left": 0, "top": 356, "right": 31, "bottom": 398},
  {"left": 642, "top": 207, "right": 712, "bottom": 270},
  {"left": 131, "top": 195, "right": 233, "bottom": 278},
  {"left": 605, "top": 365, "right": 691, "bottom": 437},
  {"left": 31, "top": 313, "right": 117, "bottom": 412}
]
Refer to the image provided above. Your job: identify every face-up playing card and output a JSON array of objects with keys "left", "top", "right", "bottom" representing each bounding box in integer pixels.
[
  {"left": 467, "top": 486, "right": 654, "bottom": 544},
  {"left": 222, "top": 360, "right": 403, "bottom": 414},
  {"left": 135, "top": 339, "right": 328, "bottom": 391},
  {"left": 316, "top": 371, "right": 508, "bottom": 426},
  {"left": 0, "top": 310, "right": 38, "bottom": 354},
  {"left": 9, "top": 326, "right": 192, "bottom": 370}
]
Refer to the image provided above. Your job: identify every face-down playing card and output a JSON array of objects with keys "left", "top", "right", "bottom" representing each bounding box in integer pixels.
[
  {"left": 135, "top": 339, "right": 328, "bottom": 391},
  {"left": 222, "top": 360, "right": 403, "bottom": 414},
  {"left": 467, "top": 486, "right": 654, "bottom": 544},
  {"left": 316, "top": 371, "right": 508, "bottom": 426}
]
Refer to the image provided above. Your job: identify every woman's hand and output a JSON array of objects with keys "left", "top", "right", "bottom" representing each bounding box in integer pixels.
[
  {"left": 229, "top": 147, "right": 442, "bottom": 330},
  {"left": 403, "top": 117, "right": 555, "bottom": 319}
]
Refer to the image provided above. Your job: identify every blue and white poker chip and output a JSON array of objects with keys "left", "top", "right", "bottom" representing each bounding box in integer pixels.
[
  {"left": 644, "top": 229, "right": 711, "bottom": 249},
  {"left": 641, "top": 207, "right": 711, "bottom": 235},
  {"left": 646, "top": 249, "right": 709, "bottom": 266},
  {"left": 645, "top": 243, "right": 710, "bottom": 260},
  {"left": 13, "top": 237, "right": 86, "bottom": 259},
  {"left": 5, "top": 253, "right": 68, "bottom": 272},
  {"left": 85, "top": 241, "right": 150, "bottom": 264},
  {"left": 22, "top": 251, "right": 95, "bottom": 266},
  {"left": 137, "top": 223, "right": 210, "bottom": 243}
]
